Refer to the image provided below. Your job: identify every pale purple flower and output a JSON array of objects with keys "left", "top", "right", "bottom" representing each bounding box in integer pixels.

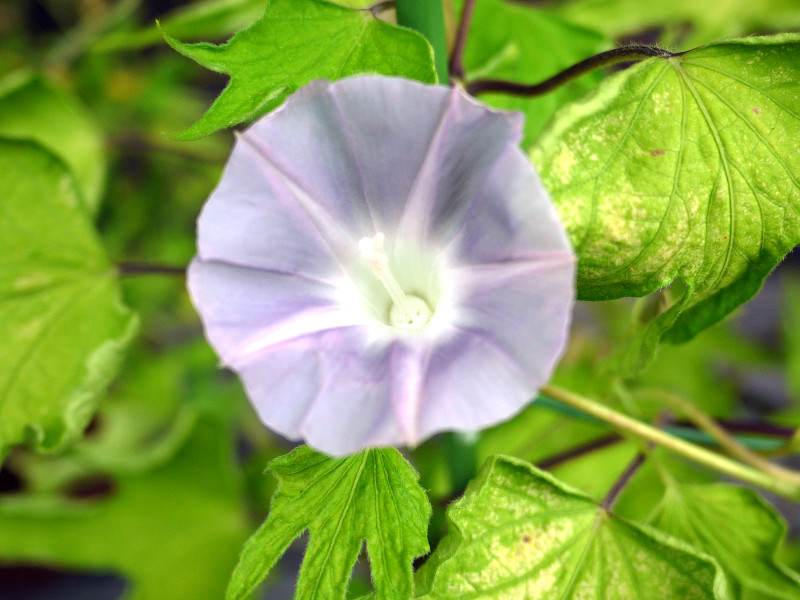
[{"left": 188, "top": 76, "right": 575, "bottom": 456}]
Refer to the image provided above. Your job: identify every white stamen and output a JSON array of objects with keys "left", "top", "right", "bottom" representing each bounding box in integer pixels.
[{"left": 358, "top": 233, "right": 432, "bottom": 329}]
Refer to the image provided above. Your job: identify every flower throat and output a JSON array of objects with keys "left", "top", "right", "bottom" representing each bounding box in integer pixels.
[{"left": 358, "top": 233, "right": 432, "bottom": 329}]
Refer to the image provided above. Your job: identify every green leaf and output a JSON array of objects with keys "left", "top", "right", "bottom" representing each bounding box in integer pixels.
[
  {"left": 63, "top": 339, "right": 246, "bottom": 475},
  {"left": 650, "top": 483, "right": 800, "bottom": 599},
  {"left": 95, "top": 0, "right": 266, "bottom": 52},
  {"left": 531, "top": 34, "right": 800, "bottom": 371},
  {"left": 330, "top": 0, "right": 376, "bottom": 7},
  {"left": 226, "top": 446, "right": 430, "bottom": 600},
  {"left": 165, "top": 0, "right": 436, "bottom": 139},
  {"left": 0, "top": 72, "right": 106, "bottom": 213},
  {"left": 552, "top": 0, "right": 800, "bottom": 47},
  {"left": 0, "top": 138, "right": 137, "bottom": 459},
  {"left": 633, "top": 318, "right": 769, "bottom": 416},
  {"left": 415, "top": 455, "right": 730, "bottom": 599},
  {"left": 456, "top": 0, "right": 609, "bottom": 146},
  {"left": 0, "top": 416, "right": 251, "bottom": 600}
]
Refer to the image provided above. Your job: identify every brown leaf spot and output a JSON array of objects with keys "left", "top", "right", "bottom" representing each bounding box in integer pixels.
[
  {"left": 522, "top": 534, "right": 532, "bottom": 543},
  {"left": 753, "top": 106, "right": 761, "bottom": 115},
  {"left": 650, "top": 149, "right": 665, "bottom": 157}
]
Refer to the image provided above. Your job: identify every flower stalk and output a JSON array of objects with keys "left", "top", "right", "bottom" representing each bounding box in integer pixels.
[
  {"left": 645, "top": 389, "right": 800, "bottom": 487},
  {"left": 542, "top": 384, "right": 800, "bottom": 501},
  {"left": 395, "top": 0, "right": 449, "bottom": 82},
  {"left": 449, "top": 0, "right": 476, "bottom": 81}
]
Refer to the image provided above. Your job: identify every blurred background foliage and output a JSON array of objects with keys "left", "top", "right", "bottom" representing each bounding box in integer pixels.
[{"left": 1, "top": 0, "right": 800, "bottom": 598}]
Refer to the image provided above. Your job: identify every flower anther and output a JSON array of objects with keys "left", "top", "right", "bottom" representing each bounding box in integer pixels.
[{"left": 358, "top": 233, "right": 432, "bottom": 329}]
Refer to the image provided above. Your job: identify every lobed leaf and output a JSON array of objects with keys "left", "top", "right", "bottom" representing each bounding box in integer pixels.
[
  {"left": 415, "top": 455, "right": 730, "bottom": 599},
  {"left": 531, "top": 34, "right": 800, "bottom": 371},
  {"left": 165, "top": 0, "right": 436, "bottom": 139},
  {"left": 226, "top": 446, "right": 431, "bottom": 600}
]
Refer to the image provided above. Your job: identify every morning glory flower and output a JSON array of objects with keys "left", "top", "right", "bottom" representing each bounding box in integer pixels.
[{"left": 188, "top": 76, "right": 575, "bottom": 456}]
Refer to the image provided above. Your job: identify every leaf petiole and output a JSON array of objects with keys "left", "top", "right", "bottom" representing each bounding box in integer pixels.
[
  {"left": 541, "top": 384, "right": 800, "bottom": 501},
  {"left": 116, "top": 262, "right": 186, "bottom": 277},
  {"left": 395, "top": 0, "right": 449, "bottom": 82},
  {"left": 449, "top": 0, "right": 476, "bottom": 80},
  {"left": 642, "top": 389, "right": 800, "bottom": 488}
]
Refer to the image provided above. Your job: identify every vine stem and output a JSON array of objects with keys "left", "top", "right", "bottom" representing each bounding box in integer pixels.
[
  {"left": 448, "top": 0, "right": 475, "bottom": 81},
  {"left": 536, "top": 434, "right": 621, "bottom": 470},
  {"left": 601, "top": 452, "right": 647, "bottom": 510},
  {"left": 111, "top": 133, "right": 224, "bottom": 164},
  {"left": 768, "top": 430, "right": 800, "bottom": 457},
  {"left": 395, "top": 0, "right": 449, "bottom": 82},
  {"left": 601, "top": 412, "right": 667, "bottom": 510},
  {"left": 466, "top": 45, "right": 678, "bottom": 97},
  {"left": 541, "top": 384, "right": 800, "bottom": 501},
  {"left": 646, "top": 390, "right": 800, "bottom": 487},
  {"left": 536, "top": 393, "right": 790, "bottom": 451},
  {"left": 117, "top": 262, "right": 186, "bottom": 277}
]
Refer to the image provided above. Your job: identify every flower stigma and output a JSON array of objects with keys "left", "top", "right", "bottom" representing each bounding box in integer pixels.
[{"left": 357, "top": 232, "right": 432, "bottom": 329}]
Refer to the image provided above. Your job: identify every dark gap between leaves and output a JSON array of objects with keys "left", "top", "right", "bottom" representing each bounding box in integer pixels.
[
  {"left": 0, "top": 566, "right": 127, "bottom": 600},
  {"left": 0, "top": 463, "right": 25, "bottom": 494},
  {"left": 62, "top": 474, "right": 117, "bottom": 501}
]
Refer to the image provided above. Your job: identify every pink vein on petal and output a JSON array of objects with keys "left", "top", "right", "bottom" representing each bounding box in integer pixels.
[
  {"left": 447, "top": 255, "right": 576, "bottom": 288},
  {"left": 393, "top": 87, "right": 459, "bottom": 243},
  {"left": 390, "top": 341, "right": 432, "bottom": 445},
  {"left": 327, "top": 85, "right": 380, "bottom": 234},
  {"left": 225, "top": 306, "right": 366, "bottom": 367},
  {"left": 237, "top": 130, "right": 358, "bottom": 270}
]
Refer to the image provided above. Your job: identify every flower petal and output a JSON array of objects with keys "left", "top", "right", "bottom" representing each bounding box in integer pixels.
[
  {"left": 416, "top": 328, "right": 535, "bottom": 441},
  {"left": 195, "top": 131, "right": 350, "bottom": 281},
  {"left": 189, "top": 75, "right": 576, "bottom": 455},
  {"left": 188, "top": 259, "right": 367, "bottom": 365},
  {"left": 241, "top": 80, "right": 375, "bottom": 243},
  {"left": 449, "top": 258, "right": 575, "bottom": 384},
  {"left": 238, "top": 328, "right": 405, "bottom": 456},
  {"left": 445, "top": 145, "right": 574, "bottom": 266},
  {"left": 393, "top": 91, "right": 524, "bottom": 248},
  {"left": 324, "top": 78, "right": 523, "bottom": 244}
]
